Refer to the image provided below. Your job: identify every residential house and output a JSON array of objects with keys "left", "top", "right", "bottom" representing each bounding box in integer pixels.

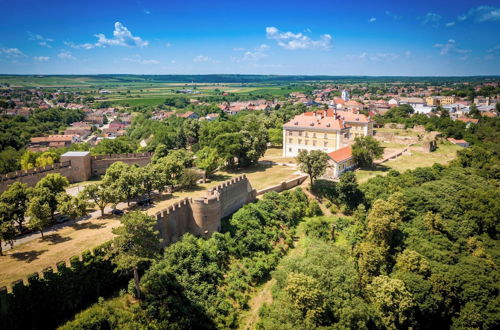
[{"left": 326, "top": 146, "right": 356, "bottom": 179}]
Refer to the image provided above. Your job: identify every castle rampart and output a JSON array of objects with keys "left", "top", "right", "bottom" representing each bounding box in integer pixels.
[
  {"left": 0, "top": 151, "right": 153, "bottom": 193},
  {"left": 155, "top": 175, "right": 256, "bottom": 246}
]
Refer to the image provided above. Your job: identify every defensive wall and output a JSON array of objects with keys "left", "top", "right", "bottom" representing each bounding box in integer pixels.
[
  {"left": 0, "top": 151, "right": 152, "bottom": 193},
  {"left": 155, "top": 175, "right": 257, "bottom": 245}
]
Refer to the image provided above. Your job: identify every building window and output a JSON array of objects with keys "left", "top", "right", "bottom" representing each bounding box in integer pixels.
[
  {"left": 313, "top": 141, "right": 316, "bottom": 146},
  {"left": 313, "top": 132, "right": 316, "bottom": 138},
  {"left": 305, "top": 140, "right": 308, "bottom": 145},
  {"left": 298, "top": 139, "right": 302, "bottom": 144},
  {"left": 305, "top": 132, "right": 308, "bottom": 137},
  {"left": 324, "top": 133, "right": 327, "bottom": 138},
  {"left": 299, "top": 131, "right": 303, "bottom": 136},
  {"left": 289, "top": 148, "right": 292, "bottom": 152},
  {"left": 288, "top": 130, "right": 292, "bottom": 136},
  {"left": 289, "top": 138, "right": 292, "bottom": 143},
  {"left": 324, "top": 141, "right": 327, "bottom": 147}
]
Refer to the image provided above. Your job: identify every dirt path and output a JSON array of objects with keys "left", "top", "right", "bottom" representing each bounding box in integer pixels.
[{"left": 239, "top": 279, "right": 276, "bottom": 330}]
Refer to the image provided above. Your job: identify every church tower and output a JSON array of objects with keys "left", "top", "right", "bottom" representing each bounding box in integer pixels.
[{"left": 341, "top": 89, "right": 350, "bottom": 101}]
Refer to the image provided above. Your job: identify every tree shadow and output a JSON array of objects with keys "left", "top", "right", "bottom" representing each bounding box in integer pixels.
[
  {"left": 43, "top": 233, "right": 72, "bottom": 245},
  {"left": 10, "top": 249, "right": 48, "bottom": 263},
  {"left": 360, "top": 164, "right": 390, "bottom": 173},
  {"left": 73, "top": 222, "right": 106, "bottom": 230},
  {"left": 209, "top": 173, "right": 232, "bottom": 182}
]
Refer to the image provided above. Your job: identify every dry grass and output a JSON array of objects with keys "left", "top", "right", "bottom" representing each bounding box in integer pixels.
[
  {"left": 356, "top": 142, "right": 461, "bottom": 182},
  {"left": 260, "top": 147, "right": 296, "bottom": 164},
  {"left": 0, "top": 164, "right": 300, "bottom": 287},
  {"left": 0, "top": 217, "right": 121, "bottom": 287}
]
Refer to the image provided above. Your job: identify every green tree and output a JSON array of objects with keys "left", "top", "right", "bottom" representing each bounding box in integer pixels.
[
  {"left": 336, "top": 171, "right": 363, "bottom": 212},
  {"left": 0, "top": 202, "right": 17, "bottom": 256},
  {"left": 109, "top": 211, "right": 162, "bottom": 299},
  {"left": 468, "top": 104, "right": 481, "bottom": 119},
  {"left": 27, "top": 196, "right": 52, "bottom": 239},
  {"left": 284, "top": 272, "right": 326, "bottom": 324},
  {"left": 103, "top": 162, "right": 142, "bottom": 205},
  {"left": 268, "top": 128, "right": 283, "bottom": 146},
  {"left": 0, "top": 182, "right": 30, "bottom": 231},
  {"left": 139, "top": 163, "right": 161, "bottom": 198},
  {"left": 56, "top": 193, "right": 90, "bottom": 220},
  {"left": 82, "top": 184, "right": 114, "bottom": 217},
  {"left": 296, "top": 150, "right": 330, "bottom": 185},
  {"left": 367, "top": 275, "right": 415, "bottom": 330},
  {"left": 34, "top": 174, "right": 70, "bottom": 218},
  {"left": 366, "top": 192, "right": 406, "bottom": 249},
  {"left": 352, "top": 136, "right": 384, "bottom": 168},
  {"left": 195, "top": 147, "right": 223, "bottom": 178}
]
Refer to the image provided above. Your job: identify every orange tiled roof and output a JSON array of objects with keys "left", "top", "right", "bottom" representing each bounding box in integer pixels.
[
  {"left": 284, "top": 111, "right": 349, "bottom": 130},
  {"left": 328, "top": 146, "right": 352, "bottom": 163},
  {"left": 31, "top": 135, "right": 76, "bottom": 143}
]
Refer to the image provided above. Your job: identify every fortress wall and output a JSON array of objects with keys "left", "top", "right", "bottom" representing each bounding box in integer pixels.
[
  {"left": 209, "top": 175, "right": 257, "bottom": 219},
  {"left": 0, "top": 162, "right": 74, "bottom": 193},
  {"left": 90, "top": 153, "right": 152, "bottom": 176},
  {"left": 256, "top": 175, "right": 308, "bottom": 195},
  {"left": 191, "top": 196, "right": 222, "bottom": 235}
]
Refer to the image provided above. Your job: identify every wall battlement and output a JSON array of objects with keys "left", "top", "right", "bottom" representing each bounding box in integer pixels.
[
  {"left": 155, "top": 175, "right": 256, "bottom": 246},
  {"left": 0, "top": 151, "right": 153, "bottom": 193}
]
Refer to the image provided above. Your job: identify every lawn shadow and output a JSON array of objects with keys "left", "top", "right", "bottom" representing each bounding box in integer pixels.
[
  {"left": 361, "top": 164, "right": 391, "bottom": 173},
  {"left": 43, "top": 233, "right": 72, "bottom": 245},
  {"left": 73, "top": 222, "right": 106, "bottom": 230},
  {"left": 10, "top": 249, "right": 48, "bottom": 263},
  {"left": 210, "top": 173, "right": 232, "bottom": 182}
]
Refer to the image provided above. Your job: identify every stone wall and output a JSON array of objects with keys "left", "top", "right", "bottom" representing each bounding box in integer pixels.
[
  {"left": 256, "top": 175, "right": 308, "bottom": 195},
  {"left": 155, "top": 175, "right": 256, "bottom": 246},
  {"left": 90, "top": 152, "right": 152, "bottom": 176},
  {"left": 0, "top": 152, "right": 153, "bottom": 194},
  {"left": 0, "top": 161, "right": 73, "bottom": 192}
]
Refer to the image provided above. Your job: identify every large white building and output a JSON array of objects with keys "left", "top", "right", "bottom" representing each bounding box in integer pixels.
[{"left": 282, "top": 109, "right": 373, "bottom": 158}]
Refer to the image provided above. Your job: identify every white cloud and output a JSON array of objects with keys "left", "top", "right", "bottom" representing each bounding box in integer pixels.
[
  {"left": 193, "top": 55, "right": 218, "bottom": 63},
  {"left": 233, "top": 47, "right": 245, "bottom": 51},
  {"left": 171, "top": 60, "right": 176, "bottom": 64},
  {"left": 445, "top": 22, "right": 456, "bottom": 27},
  {"left": 123, "top": 55, "right": 160, "bottom": 64},
  {"left": 433, "top": 39, "right": 471, "bottom": 55},
  {"left": 385, "top": 11, "right": 402, "bottom": 20},
  {"left": 488, "top": 44, "right": 500, "bottom": 53},
  {"left": 419, "top": 12, "right": 441, "bottom": 26},
  {"left": 64, "top": 41, "right": 95, "bottom": 50},
  {"left": 0, "top": 47, "right": 25, "bottom": 58},
  {"left": 95, "top": 22, "right": 148, "bottom": 47},
  {"left": 348, "top": 52, "right": 400, "bottom": 61},
  {"left": 231, "top": 44, "right": 270, "bottom": 62},
  {"left": 34, "top": 56, "right": 49, "bottom": 62},
  {"left": 265, "top": 26, "right": 332, "bottom": 50},
  {"left": 144, "top": 9, "right": 151, "bottom": 14},
  {"left": 66, "top": 22, "right": 148, "bottom": 49},
  {"left": 164, "top": 42, "right": 172, "bottom": 47},
  {"left": 57, "top": 50, "right": 76, "bottom": 60},
  {"left": 28, "top": 32, "right": 54, "bottom": 48},
  {"left": 369, "top": 17, "right": 376, "bottom": 23},
  {"left": 459, "top": 55, "right": 469, "bottom": 61},
  {"left": 458, "top": 6, "right": 500, "bottom": 22}
]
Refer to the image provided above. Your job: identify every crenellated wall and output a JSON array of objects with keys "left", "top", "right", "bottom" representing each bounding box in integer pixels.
[
  {"left": 155, "top": 175, "right": 256, "bottom": 246},
  {"left": 0, "top": 161, "right": 73, "bottom": 192},
  {"left": 0, "top": 152, "right": 153, "bottom": 194},
  {"left": 90, "top": 152, "right": 152, "bottom": 176}
]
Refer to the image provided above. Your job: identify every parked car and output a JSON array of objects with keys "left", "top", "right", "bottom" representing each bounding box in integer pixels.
[
  {"left": 111, "top": 209, "right": 124, "bottom": 216},
  {"left": 137, "top": 198, "right": 153, "bottom": 206},
  {"left": 55, "top": 215, "right": 71, "bottom": 224}
]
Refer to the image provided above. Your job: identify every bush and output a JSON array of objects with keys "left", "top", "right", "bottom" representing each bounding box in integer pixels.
[{"left": 304, "top": 217, "right": 333, "bottom": 241}]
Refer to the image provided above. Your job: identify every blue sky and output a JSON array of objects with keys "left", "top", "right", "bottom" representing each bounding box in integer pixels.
[{"left": 0, "top": 0, "right": 499, "bottom": 76}]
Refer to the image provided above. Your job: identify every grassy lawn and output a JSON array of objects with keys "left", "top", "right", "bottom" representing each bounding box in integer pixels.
[
  {"left": 356, "top": 142, "right": 461, "bottom": 182},
  {"left": 0, "top": 164, "right": 299, "bottom": 288},
  {"left": 260, "top": 147, "right": 296, "bottom": 164},
  {"left": 0, "top": 217, "right": 121, "bottom": 287}
]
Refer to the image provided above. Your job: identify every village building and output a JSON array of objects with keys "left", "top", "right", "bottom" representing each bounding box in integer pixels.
[
  {"left": 326, "top": 146, "right": 356, "bottom": 179},
  {"left": 29, "top": 135, "right": 80, "bottom": 151}
]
